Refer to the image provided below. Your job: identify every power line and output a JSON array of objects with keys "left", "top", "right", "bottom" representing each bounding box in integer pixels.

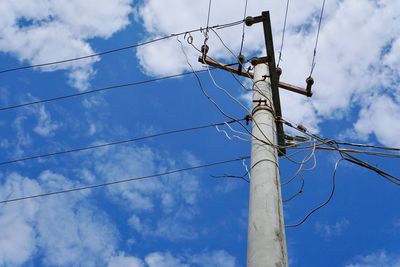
[
  {"left": 0, "top": 119, "right": 244, "bottom": 167},
  {"left": 239, "top": 0, "right": 250, "bottom": 56},
  {"left": 0, "top": 156, "right": 249, "bottom": 204},
  {"left": 335, "top": 141, "right": 400, "bottom": 152},
  {"left": 206, "top": 0, "right": 213, "bottom": 32},
  {"left": 309, "top": 0, "right": 326, "bottom": 76},
  {"left": 0, "top": 20, "right": 243, "bottom": 75},
  {"left": 281, "top": 118, "right": 400, "bottom": 186},
  {"left": 315, "top": 146, "right": 400, "bottom": 158},
  {"left": 0, "top": 70, "right": 210, "bottom": 112},
  {"left": 277, "top": 0, "right": 290, "bottom": 68}
]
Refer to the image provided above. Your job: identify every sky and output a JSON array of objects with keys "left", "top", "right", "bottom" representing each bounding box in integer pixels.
[{"left": 0, "top": 0, "right": 400, "bottom": 266}]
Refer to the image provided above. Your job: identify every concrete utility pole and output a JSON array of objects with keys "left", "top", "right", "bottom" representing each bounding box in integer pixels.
[
  {"left": 199, "top": 10, "right": 314, "bottom": 267},
  {"left": 247, "top": 62, "right": 287, "bottom": 267}
]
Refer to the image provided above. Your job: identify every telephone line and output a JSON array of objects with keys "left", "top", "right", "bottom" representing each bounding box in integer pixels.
[
  {"left": 0, "top": 156, "right": 250, "bottom": 204},
  {"left": 0, "top": 20, "right": 243, "bottom": 75},
  {"left": 0, "top": 118, "right": 244, "bottom": 167}
]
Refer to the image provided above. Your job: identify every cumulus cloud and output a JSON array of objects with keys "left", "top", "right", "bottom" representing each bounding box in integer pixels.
[
  {"left": 0, "top": 0, "right": 133, "bottom": 91},
  {"left": 89, "top": 144, "right": 201, "bottom": 241},
  {"left": 353, "top": 96, "right": 400, "bottom": 147},
  {"left": 0, "top": 171, "right": 119, "bottom": 267},
  {"left": 135, "top": 0, "right": 400, "bottom": 147},
  {"left": 108, "top": 254, "right": 144, "bottom": 267},
  {"left": 346, "top": 251, "right": 400, "bottom": 267},
  {"left": 108, "top": 250, "right": 240, "bottom": 267}
]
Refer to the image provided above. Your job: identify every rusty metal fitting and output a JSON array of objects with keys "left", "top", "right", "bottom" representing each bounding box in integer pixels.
[{"left": 250, "top": 56, "right": 268, "bottom": 66}]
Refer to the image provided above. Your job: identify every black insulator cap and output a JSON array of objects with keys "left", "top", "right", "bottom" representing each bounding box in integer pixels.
[
  {"left": 245, "top": 16, "right": 255, "bottom": 26},
  {"left": 276, "top": 67, "right": 282, "bottom": 77},
  {"left": 238, "top": 54, "right": 245, "bottom": 63},
  {"left": 201, "top": 44, "right": 209, "bottom": 55},
  {"left": 306, "top": 77, "right": 314, "bottom": 86},
  {"left": 306, "top": 77, "right": 314, "bottom": 96}
]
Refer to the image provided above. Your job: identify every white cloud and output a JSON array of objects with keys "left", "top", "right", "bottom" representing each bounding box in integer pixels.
[
  {"left": 0, "top": 173, "right": 41, "bottom": 267},
  {"left": 353, "top": 96, "right": 400, "bottom": 147},
  {"left": 90, "top": 145, "right": 201, "bottom": 241},
  {"left": 107, "top": 250, "right": 240, "bottom": 267},
  {"left": 143, "top": 250, "right": 240, "bottom": 267},
  {"left": 0, "top": 171, "right": 119, "bottom": 267},
  {"left": 108, "top": 253, "right": 144, "bottom": 267},
  {"left": 145, "top": 252, "right": 188, "bottom": 267},
  {"left": 135, "top": 0, "right": 400, "bottom": 147},
  {"left": 315, "top": 218, "right": 349, "bottom": 239},
  {"left": 0, "top": 0, "right": 133, "bottom": 91},
  {"left": 191, "top": 250, "right": 240, "bottom": 267},
  {"left": 33, "top": 105, "right": 60, "bottom": 137},
  {"left": 346, "top": 251, "right": 400, "bottom": 267}
]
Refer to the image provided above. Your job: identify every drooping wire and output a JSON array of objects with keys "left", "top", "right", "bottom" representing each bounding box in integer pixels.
[
  {"left": 282, "top": 139, "right": 317, "bottom": 186},
  {"left": 178, "top": 34, "right": 274, "bottom": 149},
  {"left": 206, "top": 29, "right": 280, "bottom": 147},
  {"left": 0, "top": 156, "right": 249, "bottom": 204},
  {"left": 281, "top": 117, "right": 400, "bottom": 186},
  {"left": 177, "top": 37, "right": 238, "bottom": 122},
  {"left": 277, "top": 0, "right": 290, "bottom": 68},
  {"left": 309, "top": 0, "right": 326, "bottom": 76},
  {"left": 283, "top": 173, "right": 305, "bottom": 203},
  {"left": 0, "top": 70, "right": 209, "bottom": 112},
  {"left": 0, "top": 119, "right": 243, "bottom": 167},
  {"left": 0, "top": 20, "right": 244, "bottom": 75},
  {"left": 286, "top": 158, "right": 344, "bottom": 228},
  {"left": 239, "top": 0, "right": 250, "bottom": 56}
]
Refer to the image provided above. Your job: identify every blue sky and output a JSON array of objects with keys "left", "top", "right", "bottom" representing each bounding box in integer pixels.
[{"left": 0, "top": 0, "right": 400, "bottom": 266}]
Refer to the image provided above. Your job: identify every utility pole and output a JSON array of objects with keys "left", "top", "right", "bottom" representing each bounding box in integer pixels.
[
  {"left": 199, "top": 11, "right": 314, "bottom": 267},
  {"left": 247, "top": 60, "right": 287, "bottom": 267}
]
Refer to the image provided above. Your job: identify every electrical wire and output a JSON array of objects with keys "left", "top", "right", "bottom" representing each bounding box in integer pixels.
[
  {"left": 210, "top": 173, "right": 249, "bottom": 183},
  {"left": 206, "top": 29, "right": 280, "bottom": 148},
  {"left": 315, "top": 147, "right": 400, "bottom": 158},
  {"left": 277, "top": 0, "right": 290, "bottom": 68},
  {"left": 0, "top": 20, "right": 244, "bottom": 75},
  {"left": 205, "top": 65, "right": 251, "bottom": 114},
  {"left": 0, "top": 119, "right": 243, "bottom": 167},
  {"left": 280, "top": 117, "right": 400, "bottom": 186},
  {"left": 206, "top": 0, "right": 213, "bottom": 32},
  {"left": 177, "top": 35, "right": 273, "bottom": 151},
  {"left": 309, "top": 0, "right": 326, "bottom": 76},
  {"left": 283, "top": 173, "right": 304, "bottom": 203},
  {"left": 239, "top": 0, "right": 250, "bottom": 56},
  {"left": 282, "top": 139, "right": 316, "bottom": 186},
  {"left": 177, "top": 37, "right": 238, "bottom": 122},
  {"left": 286, "top": 158, "right": 344, "bottom": 228},
  {"left": 0, "top": 156, "right": 249, "bottom": 204},
  {"left": 335, "top": 141, "right": 400, "bottom": 152},
  {"left": 0, "top": 70, "right": 210, "bottom": 112}
]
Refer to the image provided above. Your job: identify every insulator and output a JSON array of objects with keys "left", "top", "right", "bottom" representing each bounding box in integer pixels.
[
  {"left": 245, "top": 16, "right": 255, "bottom": 26},
  {"left": 238, "top": 54, "right": 245, "bottom": 63},
  {"left": 201, "top": 44, "right": 209, "bottom": 55},
  {"left": 306, "top": 77, "right": 314, "bottom": 86},
  {"left": 276, "top": 67, "right": 282, "bottom": 78},
  {"left": 306, "top": 76, "right": 314, "bottom": 96}
]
